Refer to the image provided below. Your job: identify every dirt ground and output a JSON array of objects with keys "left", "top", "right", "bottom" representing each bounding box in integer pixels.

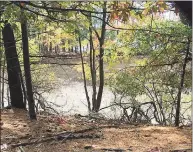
[{"left": 1, "top": 108, "right": 192, "bottom": 152}]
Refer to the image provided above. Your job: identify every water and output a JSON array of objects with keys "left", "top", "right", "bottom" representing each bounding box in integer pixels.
[
  {"left": 1, "top": 65, "right": 191, "bottom": 125},
  {"left": 41, "top": 76, "right": 191, "bottom": 125},
  {"left": 43, "top": 81, "right": 116, "bottom": 117}
]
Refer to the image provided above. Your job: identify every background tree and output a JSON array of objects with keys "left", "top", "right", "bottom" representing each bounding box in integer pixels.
[{"left": 107, "top": 20, "right": 191, "bottom": 125}]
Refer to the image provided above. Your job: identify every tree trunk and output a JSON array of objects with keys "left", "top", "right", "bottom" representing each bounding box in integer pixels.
[
  {"left": 2, "top": 23, "right": 25, "bottom": 109},
  {"left": 7, "top": 85, "right": 10, "bottom": 106},
  {"left": 95, "top": 2, "right": 107, "bottom": 112},
  {"left": 0, "top": 34, "right": 2, "bottom": 108},
  {"left": 79, "top": 36, "right": 91, "bottom": 111},
  {"left": 62, "top": 40, "right": 65, "bottom": 52},
  {"left": 56, "top": 45, "right": 59, "bottom": 54},
  {"left": 49, "top": 42, "right": 52, "bottom": 54},
  {"left": 0, "top": 53, "right": 2, "bottom": 108},
  {"left": 20, "top": 70, "right": 27, "bottom": 108},
  {"left": 0, "top": 5, "right": 3, "bottom": 108},
  {"left": 75, "top": 46, "right": 78, "bottom": 53},
  {"left": 89, "top": 26, "right": 97, "bottom": 112},
  {"left": 68, "top": 40, "right": 71, "bottom": 52},
  {"left": 1, "top": 56, "right": 5, "bottom": 108},
  {"left": 21, "top": 15, "right": 36, "bottom": 119},
  {"left": 71, "top": 46, "right": 74, "bottom": 53},
  {"left": 175, "top": 39, "right": 190, "bottom": 126}
]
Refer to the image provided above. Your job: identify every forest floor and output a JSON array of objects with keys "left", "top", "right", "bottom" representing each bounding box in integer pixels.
[{"left": 1, "top": 108, "right": 192, "bottom": 152}]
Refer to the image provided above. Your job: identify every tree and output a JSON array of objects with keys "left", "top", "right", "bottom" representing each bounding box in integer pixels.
[
  {"left": 0, "top": 12, "right": 2, "bottom": 108},
  {"left": 1, "top": 1, "right": 191, "bottom": 123},
  {"left": 75, "top": 2, "right": 108, "bottom": 112},
  {"left": 175, "top": 1, "right": 192, "bottom": 26},
  {"left": 107, "top": 20, "right": 192, "bottom": 125},
  {"left": 20, "top": 6, "right": 36, "bottom": 119},
  {"left": 2, "top": 22, "right": 25, "bottom": 109},
  {"left": 94, "top": 2, "right": 107, "bottom": 112},
  {"left": 0, "top": 45, "right": 2, "bottom": 108},
  {"left": 175, "top": 38, "right": 191, "bottom": 126}
]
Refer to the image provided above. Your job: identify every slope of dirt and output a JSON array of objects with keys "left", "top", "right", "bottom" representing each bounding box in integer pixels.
[{"left": 1, "top": 108, "right": 192, "bottom": 152}]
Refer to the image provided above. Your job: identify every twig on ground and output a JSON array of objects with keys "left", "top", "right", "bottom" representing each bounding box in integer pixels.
[{"left": 10, "top": 131, "right": 101, "bottom": 148}]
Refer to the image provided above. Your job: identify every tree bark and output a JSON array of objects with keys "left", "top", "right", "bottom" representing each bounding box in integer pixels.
[
  {"left": 21, "top": 14, "right": 36, "bottom": 119},
  {"left": 2, "top": 23, "right": 25, "bottom": 109},
  {"left": 175, "top": 39, "right": 190, "bottom": 126}
]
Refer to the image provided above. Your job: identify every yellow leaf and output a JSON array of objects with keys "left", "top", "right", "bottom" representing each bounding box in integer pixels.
[
  {"left": 142, "top": 9, "right": 149, "bottom": 15},
  {"left": 159, "top": 7, "right": 164, "bottom": 12},
  {"left": 157, "top": 1, "right": 164, "bottom": 5}
]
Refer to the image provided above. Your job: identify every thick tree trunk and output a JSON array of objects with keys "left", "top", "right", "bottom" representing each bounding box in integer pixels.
[
  {"left": 175, "top": 39, "right": 190, "bottom": 126},
  {"left": 95, "top": 2, "right": 107, "bottom": 112},
  {"left": 2, "top": 23, "right": 25, "bottom": 109},
  {"left": 21, "top": 16, "right": 36, "bottom": 119}
]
